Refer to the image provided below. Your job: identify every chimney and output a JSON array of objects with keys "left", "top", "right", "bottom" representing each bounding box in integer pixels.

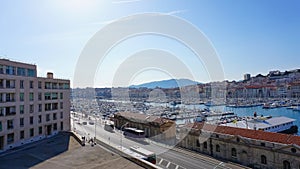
[{"left": 47, "top": 72, "right": 53, "bottom": 79}]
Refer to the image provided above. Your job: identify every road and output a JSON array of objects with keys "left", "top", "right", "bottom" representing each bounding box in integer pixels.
[{"left": 71, "top": 114, "right": 244, "bottom": 169}]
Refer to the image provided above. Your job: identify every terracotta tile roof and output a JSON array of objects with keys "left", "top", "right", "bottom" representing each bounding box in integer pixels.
[
  {"left": 115, "top": 112, "right": 174, "bottom": 125},
  {"left": 185, "top": 122, "right": 300, "bottom": 146}
]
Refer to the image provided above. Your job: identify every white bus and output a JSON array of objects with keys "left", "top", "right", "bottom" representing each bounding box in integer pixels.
[
  {"left": 130, "top": 146, "right": 156, "bottom": 164},
  {"left": 123, "top": 127, "right": 145, "bottom": 141}
]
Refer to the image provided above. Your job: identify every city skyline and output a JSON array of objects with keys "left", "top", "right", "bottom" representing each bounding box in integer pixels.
[{"left": 1, "top": 0, "right": 300, "bottom": 87}]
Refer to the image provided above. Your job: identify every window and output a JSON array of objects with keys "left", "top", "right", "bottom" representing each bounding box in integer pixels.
[
  {"left": 53, "top": 113, "right": 57, "bottom": 120},
  {"left": 29, "top": 93, "right": 34, "bottom": 101},
  {"left": 0, "top": 79, "right": 3, "bottom": 88},
  {"left": 45, "top": 93, "right": 51, "bottom": 100},
  {"left": 30, "top": 128, "right": 34, "bottom": 137},
  {"left": 6, "top": 93, "right": 15, "bottom": 102},
  {"left": 38, "top": 104, "right": 42, "bottom": 112},
  {"left": 60, "top": 112, "right": 63, "bottom": 119},
  {"left": 52, "top": 93, "right": 58, "bottom": 100},
  {"left": 20, "top": 118, "right": 24, "bottom": 127},
  {"left": 20, "top": 93, "right": 24, "bottom": 101},
  {"left": 45, "top": 103, "right": 51, "bottom": 111},
  {"left": 6, "top": 106, "right": 16, "bottom": 116},
  {"left": 38, "top": 115, "right": 42, "bottom": 123},
  {"left": 283, "top": 160, "right": 291, "bottom": 169},
  {"left": 45, "top": 82, "right": 51, "bottom": 89},
  {"left": 203, "top": 142, "right": 207, "bottom": 149},
  {"left": 39, "top": 126, "right": 42, "bottom": 134},
  {"left": 30, "top": 81, "right": 34, "bottom": 89},
  {"left": 20, "top": 105, "right": 24, "bottom": 114},
  {"left": 291, "top": 148, "right": 297, "bottom": 153},
  {"left": 30, "top": 105, "right": 34, "bottom": 113},
  {"left": 0, "top": 65, "right": 4, "bottom": 74},
  {"left": 6, "top": 66, "right": 15, "bottom": 75},
  {"left": 38, "top": 81, "right": 42, "bottom": 89},
  {"left": 261, "top": 155, "right": 267, "bottom": 164},
  {"left": 20, "top": 131, "right": 25, "bottom": 139},
  {"left": 52, "top": 103, "right": 58, "bottom": 110},
  {"left": 231, "top": 148, "right": 237, "bottom": 157},
  {"left": 0, "top": 93, "right": 2, "bottom": 102},
  {"left": 6, "top": 80, "right": 15, "bottom": 88},
  {"left": 0, "top": 121, "right": 2, "bottom": 132},
  {"left": 261, "top": 142, "right": 266, "bottom": 147},
  {"left": 30, "top": 116, "right": 33, "bottom": 125},
  {"left": 7, "top": 133, "right": 14, "bottom": 144},
  {"left": 27, "top": 69, "right": 36, "bottom": 77},
  {"left": 46, "top": 114, "right": 50, "bottom": 121},
  {"left": 7, "top": 119, "right": 14, "bottom": 130},
  {"left": 216, "top": 144, "right": 220, "bottom": 152},
  {"left": 60, "top": 122, "right": 63, "bottom": 131},
  {"left": 64, "top": 83, "right": 69, "bottom": 89},
  {"left": 38, "top": 93, "right": 42, "bottom": 101},
  {"left": 196, "top": 140, "right": 200, "bottom": 147},
  {"left": 0, "top": 107, "right": 3, "bottom": 116},
  {"left": 53, "top": 123, "right": 57, "bottom": 130},
  {"left": 17, "top": 67, "right": 26, "bottom": 76},
  {"left": 60, "top": 93, "right": 63, "bottom": 99},
  {"left": 60, "top": 102, "right": 63, "bottom": 109},
  {"left": 20, "top": 80, "right": 24, "bottom": 89},
  {"left": 53, "top": 83, "right": 57, "bottom": 89}
]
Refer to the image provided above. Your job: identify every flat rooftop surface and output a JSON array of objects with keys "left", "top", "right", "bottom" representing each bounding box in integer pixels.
[{"left": 0, "top": 133, "right": 144, "bottom": 169}]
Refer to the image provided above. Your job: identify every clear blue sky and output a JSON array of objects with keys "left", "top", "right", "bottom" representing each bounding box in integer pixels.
[{"left": 1, "top": 0, "right": 299, "bottom": 87}]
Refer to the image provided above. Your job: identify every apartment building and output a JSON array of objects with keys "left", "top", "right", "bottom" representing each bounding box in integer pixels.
[{"left": 0, "top": 59, "right": 70, "bottom": 152}]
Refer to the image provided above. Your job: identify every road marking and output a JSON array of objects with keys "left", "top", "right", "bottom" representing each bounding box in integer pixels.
[
  {"left": 158, "top": 158, "right": 163, "bottom": 165},
  {"left": 166, "top": 161, "right": 171, "bottom": 168},
  {"left": 213, "top": 162, "right": 224, "bottom": 169},
  {"left": 175, "top": 165, "right": 179, "bottom": 169}
]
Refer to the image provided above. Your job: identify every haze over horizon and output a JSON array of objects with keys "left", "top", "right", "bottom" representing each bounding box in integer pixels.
[{"left": 1, "top": 0, "right": 299, "bottom": 88}]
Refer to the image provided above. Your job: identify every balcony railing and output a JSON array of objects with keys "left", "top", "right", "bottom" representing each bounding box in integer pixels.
[{"left": 6, "top": 112, "right": 16, "bottom": 116}]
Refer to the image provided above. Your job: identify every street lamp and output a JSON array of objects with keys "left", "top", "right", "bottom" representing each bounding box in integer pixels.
[
  {"left": 94, "top": 115, "right": 97, "bottom": 144},
  {"left": 120, "top": 122, "right": 128, "bottom": 150}
]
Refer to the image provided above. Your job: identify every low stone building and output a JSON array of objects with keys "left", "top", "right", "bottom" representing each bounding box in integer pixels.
[
  {"left": 113, "top": 112, "right": 176, "bottom": 144},
  {"left": 178, "top": 122, "right": 300, "bottom": 169}
]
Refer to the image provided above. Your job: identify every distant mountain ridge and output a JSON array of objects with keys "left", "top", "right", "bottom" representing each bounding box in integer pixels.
[{"left": 130, "top": 79, "right": 200, "bottom": 89}]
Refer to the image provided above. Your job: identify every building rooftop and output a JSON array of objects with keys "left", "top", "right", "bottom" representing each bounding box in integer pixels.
[
  {"left": 185, "top": 122, "right": 300, "bottom": 146},
  {"left": 115, "top": 112, "right": 175, "bottom": 125},
  {"left": 221, "top": 116, "right": 296, "bottom": 130}
]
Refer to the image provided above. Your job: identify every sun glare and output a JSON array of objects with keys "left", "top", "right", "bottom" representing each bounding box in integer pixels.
[{"left": 57, "top": 0, "right": 100, "bottom": 14}]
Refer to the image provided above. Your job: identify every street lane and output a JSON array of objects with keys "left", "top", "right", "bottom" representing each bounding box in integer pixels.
[{"left": 72, "top": 117, "right": 234, "bottom": 169}]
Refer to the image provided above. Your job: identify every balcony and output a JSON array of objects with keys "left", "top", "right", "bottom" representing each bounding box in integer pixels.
[
  {"left": 6, "top": 99, "right": 15, "bottom": 102},
  {"left": 6, "top": 112, "right": 16, "bottom": 116}
]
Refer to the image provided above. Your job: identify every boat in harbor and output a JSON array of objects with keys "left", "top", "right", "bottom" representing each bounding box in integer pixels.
[
  {"left": 293, "top": 106, "right": 300, "bottom": 111},
  {"left": 262, "top": 102, "right": 278, "bottom": 109},
  {"left": 221, "top": 115, "right": 298, "bottom": 134}
]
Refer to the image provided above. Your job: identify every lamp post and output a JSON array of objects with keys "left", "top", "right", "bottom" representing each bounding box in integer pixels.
[
  {"left": 120, "top": 122, "right": 128, "bottom": 150},
  {"left": 94, "top": 115, "right": 97, "bottom": 144}
]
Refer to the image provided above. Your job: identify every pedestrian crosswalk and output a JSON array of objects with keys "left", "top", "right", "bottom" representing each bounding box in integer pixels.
[{"left": 157, "top": 157, "right": 185, "bottom": 169}]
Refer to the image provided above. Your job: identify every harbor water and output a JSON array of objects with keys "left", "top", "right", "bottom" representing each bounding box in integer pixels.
[{"left": 179, "top": 104, "right": 300, "bottom": 136}]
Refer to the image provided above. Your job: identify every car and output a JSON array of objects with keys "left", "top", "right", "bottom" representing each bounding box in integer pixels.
[
  {"left": 82, "top": 122, "right": 87, "bottom": 125},
  {"left": 89, "top": 121, "right": 94, "bottom": 125}
]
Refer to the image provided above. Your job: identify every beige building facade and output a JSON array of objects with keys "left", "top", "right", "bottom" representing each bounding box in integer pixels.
[
  {"left": 179, "top": 122, "right": 300, "bottom": 169},
  {"left": 114, "top": 112, "right": 176, "bottom": 144},
  {"left": 0, "top": 59, "right": 70, "bottom": 152}
]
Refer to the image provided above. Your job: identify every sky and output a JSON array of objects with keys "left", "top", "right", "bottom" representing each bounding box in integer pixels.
[{"left": 0, "top": 0, "right": 299, "bottom": 88}]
